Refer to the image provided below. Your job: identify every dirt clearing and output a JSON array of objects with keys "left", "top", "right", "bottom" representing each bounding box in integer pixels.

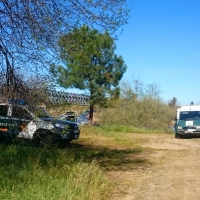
[{"left": 109, "top": 133, "right": 200, "bottom": 200}]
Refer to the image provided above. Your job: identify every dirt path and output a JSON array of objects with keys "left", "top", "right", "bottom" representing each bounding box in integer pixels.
[{"left": 110, "top": 133, "right": 200, "bottom": 200}]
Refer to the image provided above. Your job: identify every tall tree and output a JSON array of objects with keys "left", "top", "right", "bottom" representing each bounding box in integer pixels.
[
  {"left": 168, "top": 97, "right": 177, "bottom": 107},
  {"left": 50, "top": 25, "right": 127, "bottom": 123},
  {"left": 190, "top": 101, "right": 194, "bottom": 105},
  {"left": 0, "top": 0, "right": 129, "bottom": 101}
]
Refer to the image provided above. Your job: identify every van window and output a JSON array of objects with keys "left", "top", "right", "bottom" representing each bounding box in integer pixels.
[
  {"left": 29, "top": 106, "right": 52, "bottom": 118},
  {"left": 12, "top": 106, "right": 32, "bottom": 120},
  {"left": 180, "top": 111, "right": 200, "bottom": 120},
  {"left": 0, "top": 105, "right": 8, "bottom": 116}
]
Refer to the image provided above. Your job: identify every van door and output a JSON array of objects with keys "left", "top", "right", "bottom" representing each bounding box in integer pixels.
[{"left": 10, "top": 105, "right": 33, "bottom": 137}]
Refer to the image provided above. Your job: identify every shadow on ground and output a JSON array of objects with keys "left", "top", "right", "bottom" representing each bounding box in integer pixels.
[
  {"left": 0, "top": 138, "right": 151, "bottom": 171},
  {"left": 64, "top": 142, "right": 151, "bottom": 171}
]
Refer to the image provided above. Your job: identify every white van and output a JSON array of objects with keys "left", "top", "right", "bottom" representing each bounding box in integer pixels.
[{"left": 174, "top": 105, "right": 200, "bottom": 138}]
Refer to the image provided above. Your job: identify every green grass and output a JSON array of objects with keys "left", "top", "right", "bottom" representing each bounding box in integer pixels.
[
  {"left": 78, "top": 125, "right": 152, "bottom": 169},
  {"left": 100, "top": 124, "right": 166, "bottom": 134},
  {"left": 0, "top": 143, "right": 108, "bottom": 200},
  {"left": 0, "top": 125, "right": 155, "bottom": 200}
]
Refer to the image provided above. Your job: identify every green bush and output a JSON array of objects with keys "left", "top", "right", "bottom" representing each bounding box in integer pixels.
[
  {"left": 98, "top": 79, "right": 176, "bottom": 132},
  {"left": 99, "top": 98, "right": 176, "bottom": 131}
]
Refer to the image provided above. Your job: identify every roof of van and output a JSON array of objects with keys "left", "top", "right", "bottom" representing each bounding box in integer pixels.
[{"left": 178, "top": 105, "right": 200, "bottom": 111}]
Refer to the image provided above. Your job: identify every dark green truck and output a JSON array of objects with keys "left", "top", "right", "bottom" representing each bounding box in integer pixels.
[
  {"left": 0, "top": 102, "right": 80, "bottom": 144},
  {"left": 174, "top": 105, "right": 200, "bottom": 138}
]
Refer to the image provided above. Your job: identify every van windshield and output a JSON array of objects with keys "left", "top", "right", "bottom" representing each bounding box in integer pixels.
[
  {"left": 29, "top": 106, "right": 52, "bottom": 118},
  {"left": 180, "top": 111, "right": 200, "bottom": 120}
]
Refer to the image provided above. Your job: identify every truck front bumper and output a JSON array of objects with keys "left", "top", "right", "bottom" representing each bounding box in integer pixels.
[{"left": 177, "top": 129, "right": 200, "bottom": 135}]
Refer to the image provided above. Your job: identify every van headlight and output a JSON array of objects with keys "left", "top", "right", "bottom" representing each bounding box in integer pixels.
[{"left": 178, "top": 126, "right": 182, "bottom": 129}]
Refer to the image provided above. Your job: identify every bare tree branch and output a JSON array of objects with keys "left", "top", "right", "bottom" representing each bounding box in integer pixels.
[{"left": 0, "top": 0, "right": 130, "bottom": 102}]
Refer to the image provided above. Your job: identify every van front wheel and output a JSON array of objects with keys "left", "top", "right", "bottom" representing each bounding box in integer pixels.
[
  {"left": 33, "top": 131, "right": 54, "bottom": 147},
  {"left": 175, "top": 133, "right": 181, "bottom": 139}
]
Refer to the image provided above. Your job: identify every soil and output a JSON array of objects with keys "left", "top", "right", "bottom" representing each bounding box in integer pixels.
[{"left": 108, "top": 133, "right": 200, "bottom": 200}]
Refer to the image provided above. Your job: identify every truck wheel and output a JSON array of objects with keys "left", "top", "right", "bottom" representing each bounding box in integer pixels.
[
  {"left": 33, "top": 131, "right": 54, "bottom": 147},
  {"left": 175, "top": 133, "right": 181, "bottom": 139},
  {"left": 59, "top": 140, "right": 71, "bottom": 148}
]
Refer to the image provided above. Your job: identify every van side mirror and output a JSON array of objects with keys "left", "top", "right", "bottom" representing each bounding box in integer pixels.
[{"left": 174, "top": 117, "right": 177, "bottom": 121}]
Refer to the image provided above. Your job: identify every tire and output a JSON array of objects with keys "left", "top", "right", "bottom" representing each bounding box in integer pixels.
[
  {"left": 175, "top": 133, "right": 181, "bottom": 139},
  {"left": 58, "top": 140, "right": 71, "bottom": 148},
  {"left": 33, "top": 131, "right": 54, "bottom": 147}
]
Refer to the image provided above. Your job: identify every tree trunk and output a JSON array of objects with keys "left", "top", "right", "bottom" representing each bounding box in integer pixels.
[{"left": 88, "top": 104, "right": 94, "bottom": 125}]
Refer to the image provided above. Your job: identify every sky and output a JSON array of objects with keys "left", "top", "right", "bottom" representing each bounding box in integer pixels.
[{"left": 115, "top": 0, "right": 200, "bottom": 105}]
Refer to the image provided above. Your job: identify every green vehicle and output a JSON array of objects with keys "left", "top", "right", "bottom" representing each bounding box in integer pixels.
[
  {"left": 174, "top": 105, "right": 200, "bottom": 138},
  {"left": 0, "top": 102, "right": 80, "bottom": 144}
]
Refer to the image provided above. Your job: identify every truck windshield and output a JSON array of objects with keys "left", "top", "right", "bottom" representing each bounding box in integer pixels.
[
  {"left": 29, "top": 106, "right": 52, "bottom": 118},
  {"left": 180, "top": 111, "right": 200, "bottom": 120}
]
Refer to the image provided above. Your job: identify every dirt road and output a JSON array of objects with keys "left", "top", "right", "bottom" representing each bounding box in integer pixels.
[{"left": 111, "top": 133, "right": 200, "bottom": 200}]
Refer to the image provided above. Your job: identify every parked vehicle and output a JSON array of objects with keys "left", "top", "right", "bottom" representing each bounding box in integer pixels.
[
  {"left": 58, "top": 110, "right": 89, "bottom": 125},
  {"left": 75, "top": 114, "right": 89, "bottom": 125},
  {"left": 174, "top": 105, "right": 200, "bottom": 138},
  {"left": 0, "top": 102, "right": 80, "bottom": 145},
  {"left": 59, "top": 111, "right": 76, "bottom": 122}
]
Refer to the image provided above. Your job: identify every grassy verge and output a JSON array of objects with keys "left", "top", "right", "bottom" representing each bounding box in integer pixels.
[
  {"left": 77, "top": 125, "right": 152, "bottom": 170},
  {"left": 0, "top": 143, "right": 108, "bottom": 200},
  {"left": 0, "top": 125, "right": 159, "bottom": 200},
  {"left": 77, "top": 125, "right": 154, "bottom": 199}
]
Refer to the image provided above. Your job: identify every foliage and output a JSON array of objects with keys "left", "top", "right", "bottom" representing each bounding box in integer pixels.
[
  {"left": 168, "top": 97, "right": 178, "bottom": 107},
  {"left": 50, "top": 25, "right": 127, "bottom": 121},
  {"left": 98, "top": 78, "right": 176, "bottom": 131},
  {"left": 190, "top": 101, "right": 194, "bottom": 105},
  {"left": 0, "top": 0, "right": 130, "bottom": 101}
]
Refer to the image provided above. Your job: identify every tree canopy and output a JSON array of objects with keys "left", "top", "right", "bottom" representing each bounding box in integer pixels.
[
  {"left": 168, "top": 97, "right": 177, "bottom": 107},
  {"left": 0, "top": 0, "right": 130, "bottom": 100},
  {"left": 50, "top": 25, "right": 127, "bottom": 122}
]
